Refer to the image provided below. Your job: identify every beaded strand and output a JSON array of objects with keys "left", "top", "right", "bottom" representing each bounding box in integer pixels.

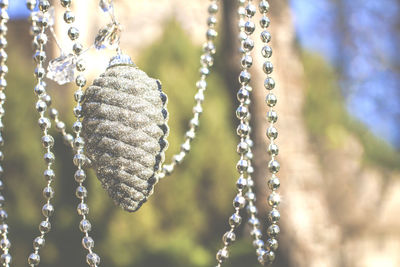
[
  {"left": 26, "top": 0, "right": 58, "bottom": 265},
  {"left": 158, "top": 0, "right": 220, "bottom": 179},
  {"left": 57, "top": 0, "right": 101, "bottom": 265},
  {"left": 0, "top": 0, "right": 11, "bottom": 266}
]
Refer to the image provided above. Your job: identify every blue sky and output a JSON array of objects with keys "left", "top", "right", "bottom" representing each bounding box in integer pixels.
[{"left": 9, "top": 0, "right": 400, "bottom": 147}]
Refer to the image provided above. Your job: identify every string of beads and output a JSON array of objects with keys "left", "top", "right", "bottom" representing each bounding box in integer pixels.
[
  {"left": 26, "top": 0, "right": 58, "bottom": 265},
  {"left": 157, "top": 0, "right": 220, "bottom": 179},
  {"left": 0, "top": 0, "right": 10, "bottom": 265}
]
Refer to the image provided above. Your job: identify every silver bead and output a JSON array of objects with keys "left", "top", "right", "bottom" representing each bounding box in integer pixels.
[
  {"left": 33, "top": 236, "right": 45, "bottom": 250},
  {"left": 267, "top": 224, "right": 280, "bottom": 237},
  {"left": 244, "top": 21, "right": 255, "bottom": 35},
  {"left": 43, "top": 169, "right": 55, "bottom": 181},
  {"left": 196, "top": 79, "right": 207, "bottom": 90},
  {"left": 73, "top": 43, "right": 83, "bottom": 54},
  {"left": 38, "top": 117, "right": 51, "bottom": 130},
  {"left": 63, "top": 11, "right": 75, "bottom": 23},
  {"left": 222, "top": 231, "right": 236, "bottom": 246},
  {"left": 73, "top": 105, "right": 83, "bottom": 118},
  {"left": 267, "top": 126, "right": 278, "bottom": 140},
  {"left": 264, "top": 77, "right": 275, "bottom": 90},
  {"left": 41, "top": 135, "right": 54, "bottom": 148},
  {"left": 259, "top": 1, "right": 270, "bottom": 13},
  {"left": 203, "top": 42, "right": 216, "bottom": 55},
  {"left": 237, "top": 87, "right": 250, "bottom": 102},
  {"left": 185, "top": 129, "right": 195, "bottom": 140},
  {"left": 0, "top": 253, "right": 11, "bottom": 264},
  {"left": 0, "top": 50, "right": 6, "bottom": 63},
  {"left": 208, "top": 3, "right": 218, "bottom": 14},
  {"left": 35, "top": 33, "right": 47, "bottom": 45},
  {"left": 268, "top": 192, "right": 281, "bottom": 207},
  {"left": 42, "top": 203, "right": 54, "bottom": 217},
  {"left": 261, "top": 30, "right": 272, "bottom": 43},
  {"left": 77, "top": 203, "right": 89, "bottom": 215},
  {"left": 82, "top": 236, "right": 94, "bottom": 250},
  {"left": 229, "top": 213, "right": 242, "bottom": 227},
  {"left": 68, "top": 27, "right": 79, "bottom": 40},
  {"left": 34, "top": 67, "right": 46, "bottom": 79},
  {"left": 75, "top": 75, "right": 86, "bottom": 87},
  {"left": 238, "top": 7, "right": 246, "bottom": 17},
  {"left": 236, "top": 176, "right": 247, "bottom": 190},
  {"left": 260, "top": 15, "right": 270, "bottom": 28},
  {"left": 247, "top": 177, "right": 254, "bottom": 187},
  {"left": 201, "top": 53, "right": 214, "bottom": 67},
  {"left": 79, "top": 219, "right": 92, "bottom": 232},
  {"left": 38, "top": 0, "right": 50, "bottom": 12},
  {"left": 237, "top": 141, "right": 249, "bottom": 154},
  {"left": 0, "top": 24, "right": 7, "bottom": 35},
  {"left": 267, "top": 238, "right": 279, "bottom": 251},
  {"left": 60, "top": 0, "right": 71, "bottom": 8},
  {"left": 0, "top": 210, "right": 7, "bottom": 221},
  {"left": 247, "top": 204, "right": 258, "bottom": 215},
  {"left": 76, "top": 59, "right": 86, "bottom": 72},
  {"left": 74, "top": 137, "right": 85, "bottom": 149},
  {"left": 236, "top": 159, "right": 248, "bottom": 173},
  {"left": 265, "top": 93, "right": 277, "bottom": 106},
  {"left": 207, "top": 16, "right": 217, "bottom": 27},
  {"left": 263, "top": 61, "right": 273, "bottom": 74},
  {"left": 0, "top": 223, "right": 7, "bottom": 233},
  {"left": 236, "top": 105, "right": 248, "bottom": 120},
  {"left": 34, "top": 83, "right": 45, "bottom": 96},
  {"left": 76, "top": 185, "right": 87, "bottom": 199},
  {"left": 267, "top": 143, "right": 279, "bottom": 156},
  {"left": 268, "top": 177, "right": 280, "bottom": 190},
  {"left": 268, "top": 208, "right": 280, "bottom": 223},
  {"left": 200, "top": 67, "right": 210, "bottom": 76},
  {"left": 262, "top": 250, "right": 276, "bottom": 264},
  {"left": 73, "top": 121, "right": 82, "bottom": 133},
  {"left": 49, "top": 108, "right": 58, "bottom": 119},
  {"left": 206, "top": 29, "right": 218, "bottom": 40},
  {"left": 246, "top": 191, "right": 256, "bottom": 202},
  {"left": 241, "top": 55, "right": 253, "bottom": 69},
  {"left": 237, "top": 123, "right": 250, "bottom": 137},
  {"left": 63, "top": 134, "right": 74, "bottom": 146},
  {"left": 216, "top": 248, "right": 229, "bottom": 263},
  {"left": 26, "top": 0, "right": 37, "bottom": 10},
  {"left": 44, "top": 152, "right": 55, "bottom": 164},
  {"left": 233, "top": 195, "right": 246, "bottom": 209},
  {"left": 245, "top": 4, "right": 257, "bottom": 17},
  {"left": 242, "top": 38, "right": 254, "bottom": 52},
  {"left": 268, "top": 160, "right": 280, "bottom": 173},
  {"left": 86, "top": 253, "right": 100, "bottom": 266},
  {"left": 39, "top": 220, "right": 51, "bottom": 234},
  {"left": 74, "top": 169, "right": 86, "bottom": 183},
  {"left": 43, "top": 186, "right": 54, "bottom": 199},
  {"left": 238, "top": 70, "right": 251, "bottom": 85},
  {"left": 181, "top": 140, "right": 191, "bottom": 153}
]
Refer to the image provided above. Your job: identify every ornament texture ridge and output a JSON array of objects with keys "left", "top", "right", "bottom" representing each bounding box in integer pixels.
[{"left": 82, "top": 63, "right": 169, "bottom": 212}]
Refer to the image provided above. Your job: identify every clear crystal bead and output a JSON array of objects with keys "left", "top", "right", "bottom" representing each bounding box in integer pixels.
[
  {"left": 94, "top": 23, "right": 121, "bottom": 50},
  {"left": 99, "top": 0, "right": 113, "bottom": 12},
  {"left": 46, "top": 54, "right": 76, "bottom": 85}
]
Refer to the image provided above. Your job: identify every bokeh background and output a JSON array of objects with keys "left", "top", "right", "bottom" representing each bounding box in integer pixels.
[{"left": 4, "top": 0, "right": 400, "bottom": 266}]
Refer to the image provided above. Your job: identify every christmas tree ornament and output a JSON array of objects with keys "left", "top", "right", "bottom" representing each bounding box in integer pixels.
[{"left": 82, "top": 54, "right": 169, "bottom": 212}]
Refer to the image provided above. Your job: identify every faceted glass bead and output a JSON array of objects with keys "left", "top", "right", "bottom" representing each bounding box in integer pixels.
[
  {"left": 233, "top": 195, "right": 246, "bottom": 209},
  {"left": 33, "top": 236, "right": 45, "bottom": 250},
  {"left": 268, "top": 192, "right": 281, "bottom": 207},
  {"left": 222, "top": 231, "right": 236, "bottom": 245},
  {"left": 250, "top": 228, "right": 262, "bottom": 239},
  {"left": 82, "top": 236, "right": 94, "bottom": 249},
  {"left": 267, "top": 224, "right": 280, "bottom": 237},
  {"left": 0, "top": 253, "right": 11, "bottom": 264},
  {"left": 267, "top": 238, "right": 279, "bottom": 251},
  {"left": 266, "top": 93, "right": 277, "bottom": 106},
  {"left": 77, "top": 203, "right": 89, "bottom": 215},
  {"left": 267, "top": 126, "right": 278, "bottom": 139},
  {"left": 68, "top": 27, "right": 80, "bottom": 40},
  {"left": 260, "top": 15, "right": 270, "bottom": 28},
  {"left": 216, "top": 248, "right": 229, "bottom": 263},
  {"left": 46, "top": 54, "right": 76, "bottom": 85},
  {"left": 244, "top": 21, "right": 255, "bottom": 34},
  {"left": 229, "top": 213, "right": 242, "bottom": 227},
  {"left": 245, "top": 4, "right": 256, "bottom": 17},
  {"left": 39, "top": 220, "right": 51, "bottom": 233},
  {"left": 268, "top": 208, "right": 280, "bottom": 223},
  {"left": 252, "top": 239, "right": 264, "bottom": 248},
  {"left": 94, "top": 23, "right": 121, "bottom": 50},
  {"left": 263, "top": 61, "right": 274, "bottom": 74},
  {"left": 79, "top": 219, "right": 92, "bottom": 232},
  {"left": 0, "top": 238, "right": 10, "bottom": 249},
  {"left": 267, "top": 143, "right": 279, "bottom": 156},
  {"left": 261, "top": 30, "right": 272, "bottom": 43},
  {"left": 268, "top": 160, "right": 280, "bottom": 173}
]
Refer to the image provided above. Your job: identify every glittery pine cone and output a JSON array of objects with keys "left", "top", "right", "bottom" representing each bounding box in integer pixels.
[{"left": 82, "top": 60, "right": 168, "bottom": 212}]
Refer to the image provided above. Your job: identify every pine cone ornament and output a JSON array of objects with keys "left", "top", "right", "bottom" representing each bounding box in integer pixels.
[{"left": 82, "top": 55, "right": 169, "bottom": 212}]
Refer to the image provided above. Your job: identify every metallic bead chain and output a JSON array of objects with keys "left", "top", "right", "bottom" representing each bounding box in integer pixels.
[
  {"left": 259, "top": 1, "right": 281, "bottom": 265},
  {"left": 213, "top": 1, "right": 256, "bottom": 266},
  {"left": 58, "top": 0, "right": 101, "bottom": 265},
  {"left": 157, "top": 0, "right": 220, "bottom": 180},
  {"left": 0, "top": 1, "right": 11, "bottom": 266},
  {"left": 26, "top": 1, "right": 59, "bottom": 265}
]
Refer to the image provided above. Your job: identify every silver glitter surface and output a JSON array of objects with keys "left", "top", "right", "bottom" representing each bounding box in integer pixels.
[{"left": 82, "top": 64, "right": 169, "bottom": 212}]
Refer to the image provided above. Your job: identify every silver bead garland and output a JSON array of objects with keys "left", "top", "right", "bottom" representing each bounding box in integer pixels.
[
  {"left": 157, "top": 0, "right": 220, "bottom": 179},
  {"left": 58, "top": 0, "right": 101, "bottom": 265},
  {"left": 0, "top": 0, "right": 11, "bottom": 266},
  {"left": 27, "top": 0, "right": 58, "bottom": 265},
  {"left": 214, "top": 0, "right": 280, "bottom": 266}
]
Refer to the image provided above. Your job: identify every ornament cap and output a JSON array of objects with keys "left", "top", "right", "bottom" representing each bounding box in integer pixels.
[{"left": 107, "top": 54, "right": 136, "bottom": 69}]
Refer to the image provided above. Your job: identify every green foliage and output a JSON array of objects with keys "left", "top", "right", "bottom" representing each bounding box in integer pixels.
[{"left": 302, "top": 51, "right": 400, "bottom": 170}]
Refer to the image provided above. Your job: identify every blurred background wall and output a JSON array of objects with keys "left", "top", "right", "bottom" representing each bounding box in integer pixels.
[{"left": 4, "top": 0, "right": 400, "bottom": 266}]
